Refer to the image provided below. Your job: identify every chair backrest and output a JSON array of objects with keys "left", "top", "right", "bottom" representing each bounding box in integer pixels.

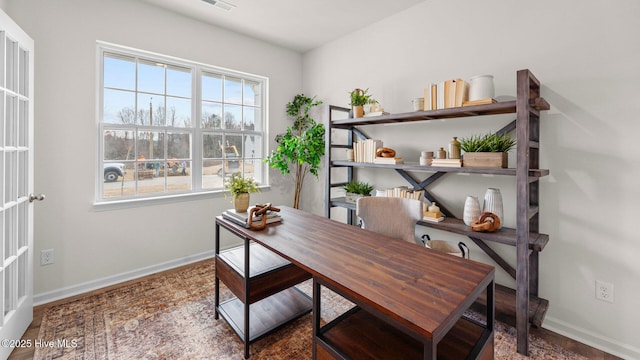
[{"left": 356, "top": 197, "right": 423, "bottom": 244}]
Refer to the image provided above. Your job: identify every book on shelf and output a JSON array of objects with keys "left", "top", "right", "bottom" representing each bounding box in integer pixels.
[
  {"left": 462, "top": 98, "right": 497, "bottom": 106},
  {"left": 431, "top": 158, "right": 462, "bottom": 167},
  {"left": 454, "top": 78, "right": 470, "bottom": 107},
  {"left": 423, "top": 84, "right": 436, "bottom": 111},
  {"left": 222, "top": 208, "right": 282, "bottom": 228},
  {"left": 353, "top": 139, "right": 383, "bottom": 163},
  {"left": 422, "top": 215, "right": 445, "bottom": 223},
  {"left": 364, "top": 111, "right": 390, "bottom": 117},
  {"left": 377, "top": 186, "right": 424, "bottom": 200},
  {"left": 444, "top": 79, "right": 456, "bottom": 109},
  {"left": 373, "top": 157, "right": 404, "bottom": 164},
  {"left": 436, "top": 80, "right": 446, "bottom": 110}
]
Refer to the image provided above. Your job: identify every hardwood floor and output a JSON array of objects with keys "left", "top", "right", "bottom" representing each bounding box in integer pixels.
[{"left": 8, "top": 260, "right": 623, "bottom": 360}]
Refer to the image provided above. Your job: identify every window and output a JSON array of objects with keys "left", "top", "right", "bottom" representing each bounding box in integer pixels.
[{"left": 97, "top": 43, "right": 267, "bottom": 203}]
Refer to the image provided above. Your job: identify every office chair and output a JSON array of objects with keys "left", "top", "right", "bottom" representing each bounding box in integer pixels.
[{"left": 356, "top": 196, "right": 423, "bottom": 245}]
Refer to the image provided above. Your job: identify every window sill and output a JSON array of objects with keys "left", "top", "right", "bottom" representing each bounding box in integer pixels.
[{"left": 93, "top": 186, "right": 271, "bottom": 212}]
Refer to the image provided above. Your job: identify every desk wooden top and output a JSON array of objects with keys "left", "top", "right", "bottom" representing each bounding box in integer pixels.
[{"left": 216, "top": 206, "right": 494, "bottom": 342}]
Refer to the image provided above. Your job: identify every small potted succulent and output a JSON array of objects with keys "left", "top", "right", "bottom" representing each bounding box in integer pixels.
[
  {"left": 459, "top": 132, "right": 516, "bottom": 168},
  {"left": 349, "top": 88, "right": 377, "bottom": 118},
  {"left": 343, "top": 180, "right": 374, "bottom": 203},
  {"left": 224, "top": 173, "right": 260, "bottom": 212}
]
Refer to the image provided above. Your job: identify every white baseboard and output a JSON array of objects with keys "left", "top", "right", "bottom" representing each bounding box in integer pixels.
[
  {"left": 33, "top": 251, "right": 215, "bottom": 306},
  {"left": 544, "top": 316, "right": 640, "bottom": 360}
]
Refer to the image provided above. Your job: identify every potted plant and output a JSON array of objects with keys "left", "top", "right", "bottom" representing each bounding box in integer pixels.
[
  {"left": 265, "top": 94, "right": 325, "bottom": 209},
  {"left": 343, "top": 181, "right": 374, "bottom": 203},
  {"left": 224, "top": 173, "right": 260, "bottom": 212},
  {"left": 459, "top": 132, "right": 516, "bottom": 168},
  {"left": 349, "top": 88, "right": 376, "bottom": 118}
]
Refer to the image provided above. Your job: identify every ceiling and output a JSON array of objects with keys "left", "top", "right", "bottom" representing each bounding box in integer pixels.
[{"left": 141, "top": 0, "right": 426, "bottom": 53}]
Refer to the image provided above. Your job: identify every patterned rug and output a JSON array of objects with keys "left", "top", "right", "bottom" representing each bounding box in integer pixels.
[{"left": 34, "top": 259, "right": 585, "bottom": 360}]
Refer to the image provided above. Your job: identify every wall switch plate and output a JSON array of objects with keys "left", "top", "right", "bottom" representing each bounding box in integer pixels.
[
  {"left": 595, "top": 280, "right": 614, "bottom": 303},
  {"left": 41, "top": 249, "right": 54, "bottom": 266}
]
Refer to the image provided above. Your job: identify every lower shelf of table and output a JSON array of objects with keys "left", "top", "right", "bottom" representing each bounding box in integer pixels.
[
  {"left": 315, "top": 307, "right": 493, "bottom": 360},
  {"left": 218, "top": 287, "right": 312, "bottom": 343}
]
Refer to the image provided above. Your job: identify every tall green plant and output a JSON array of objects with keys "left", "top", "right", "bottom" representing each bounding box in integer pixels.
[{"left": 265, "top": 94, "right": 325, "bottom": 209}]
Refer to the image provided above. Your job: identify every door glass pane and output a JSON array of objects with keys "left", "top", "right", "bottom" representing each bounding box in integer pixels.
[
  {"left": 5, "top": 261, "right": 15, "bottom": 316},
  {"left": 5, "top": 151, "right": 16, "bottom": 202},
  {"left": 18, "top": 46, "right": 28, "bottom": 96},
  {"left": 5, "top": 95, "right": 16, "bottom": 146},
  {"left": 18, "top": 99, "right": 27, "bottom": 146},
  {"left": 6, "top": 37, "right": 16, "bottom": 92},
  {"left": 4, "top": 206, "right": 16, "bottom": 259},
  {"left": 18, "top": 150, "right": 26, "bottom": 198},
  {"left": 18, "top": 253, "right": 26, "bottom": 300},
  {"left": 18, "top": 201, "right": 26, "bottom": 248}
]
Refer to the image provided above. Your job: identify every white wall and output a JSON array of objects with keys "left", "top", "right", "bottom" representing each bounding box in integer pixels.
[
  {"left": 302, "top": 0, "right": 640, "bottom": 358},
  {"left": 6, "top": 0, "right": 302, "bottom": 301}
]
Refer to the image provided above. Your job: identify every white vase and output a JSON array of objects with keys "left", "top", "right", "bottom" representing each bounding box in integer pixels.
[
  {"left": 482, "top": 188, "right": 503, "bottom": 229},
  {"left": 463, "top": 195, "right": 481, "bottom": 226},
  {"left": 469, "top": 74, "right": 495, "bottom": 101}
]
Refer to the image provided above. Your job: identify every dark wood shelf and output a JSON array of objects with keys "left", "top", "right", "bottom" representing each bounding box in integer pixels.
[
  {"left": 331, "top": 101, "right": 519, "bottom": 128},
  {"left": 331, "top": 160, "right": 550, "bottom": 178},
  {"left": 316, "top": 307, "right": 492, "bottom": 360},
  {"left": 218, "top": 287, "right": 312, "bottom": 343},
  {"left": 216, "top": 242, "right": 312, "bottom": 304}
]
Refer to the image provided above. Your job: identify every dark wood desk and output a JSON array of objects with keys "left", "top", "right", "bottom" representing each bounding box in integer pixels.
[{"left": 216, "top": 206, "right": 495, "bottom": 360}]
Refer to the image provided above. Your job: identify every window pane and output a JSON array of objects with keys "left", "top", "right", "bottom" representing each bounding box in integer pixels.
[
  {"left": 104, "top": 130, "right": 134, "bottom": 161},
  {"left": 166, "top": 97, "right": 191, "bottom": 127},
  {"left": 167, "top": 160, "right": 191, "bottom": 192},
  {"left": 138, "top": 60, "right": 165, "bottom": 94},
  {"left": 203, "top": 133, "right": 223, "bottom": 158},
  {"left": 104, "top": 89, "right": 136, "bottom": 124},
  {"left": 223, "top": 104, "right": 242, "bottom": 130},
  {"left": 224, "top": 77, "right": 242, "bottom": 104},
  {"left": 168, "top": 132, "right": 191, "bottom": 159},
  {"left": 167, "top": 66, "right": 191, "bottom": 98},
  {"left": 243, "top": 106, "right": 261, "bottom": 131},
  {"left": 104, "top": 53, "right": 136, "bottom": 90},
  {"left": 244, "top": 80, "right": 261, "bottom": 106},
  {"left": 137, "top": 94, "right": 165, "bottom": 126},
  {"left": 137, "top": 130, "right": 165, "bottom": 160},
  {"left": 225, "top": 134, "right": 243, "bottom": 157},
  {"left": 202, "top": 102, "right": 222, "bottom": 129},
  {"left": 244, "top": 135, "right": 263, "bottom": 159},
  {"left": 202, "top": 72, "right": 222, "bottom": 101}
]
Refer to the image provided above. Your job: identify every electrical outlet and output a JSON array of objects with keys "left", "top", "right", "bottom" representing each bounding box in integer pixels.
[
  {"left": 595, "top": 280, "right": 614, "bottom": 303},
  {"left": 41, "top": 249, "right": 54, "bottom": 266}
]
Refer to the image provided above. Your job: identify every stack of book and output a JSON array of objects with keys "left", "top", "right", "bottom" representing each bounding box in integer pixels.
[
  {"left": 423, "top": 78, "right": 471, "bottom": 110},
  {"left": 430, "top": 158, "right": 462, "bottom": 167},
  {"left": 373, "top": 156, "right": 404, "bottom": 164},
  {"left": 352, "top": 139, "right": 383, "bottom": 163},
  {"left": 222, "top": 207, "right": 282, "bottom": 228},
  {"left": 377, "top": 186, "right": 424, "bottom": 200}
]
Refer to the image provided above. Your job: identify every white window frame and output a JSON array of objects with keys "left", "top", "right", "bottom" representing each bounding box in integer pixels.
[{"left": 94, "top": 42, "right": 269, "bottom": 210}]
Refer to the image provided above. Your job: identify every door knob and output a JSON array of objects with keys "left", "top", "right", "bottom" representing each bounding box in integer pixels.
[{"left": 29, "top": 193, "right": 45, "bottom": 202}]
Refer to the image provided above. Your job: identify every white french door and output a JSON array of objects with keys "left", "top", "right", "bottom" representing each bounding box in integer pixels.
[{"left": 0, "top": 9, "right": 35, "bottom": 360}]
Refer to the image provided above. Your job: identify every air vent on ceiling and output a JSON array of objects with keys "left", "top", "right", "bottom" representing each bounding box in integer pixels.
[{"left": 201, "top": 0, "right": 235, "bottom": 11}]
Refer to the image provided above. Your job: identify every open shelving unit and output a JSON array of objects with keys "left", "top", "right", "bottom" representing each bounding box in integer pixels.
[{"left": 323, "top": 69, "right": 550, "bottom": 355}]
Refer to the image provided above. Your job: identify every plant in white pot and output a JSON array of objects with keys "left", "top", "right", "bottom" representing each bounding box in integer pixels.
[
  {"left": 224, "top": 173, "right": 260, "bottom": 212},
  {"left": 343, "top": 181, "right": 374, "bottom": 203}
]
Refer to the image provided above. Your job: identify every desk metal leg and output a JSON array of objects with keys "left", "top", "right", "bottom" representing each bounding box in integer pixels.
[
  {"left": 312, "top": 278, "right": 321, "bottom": 359},
  {"left": 214, "top": 223, "right": 220, "bottom": 320},
  {"left": 244, "top": 237, "right": 250, "bottom": 359}
]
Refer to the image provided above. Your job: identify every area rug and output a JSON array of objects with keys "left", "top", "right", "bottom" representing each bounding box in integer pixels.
[{"left": 34, "top": 259, "right": 585, "bottom": 360}]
